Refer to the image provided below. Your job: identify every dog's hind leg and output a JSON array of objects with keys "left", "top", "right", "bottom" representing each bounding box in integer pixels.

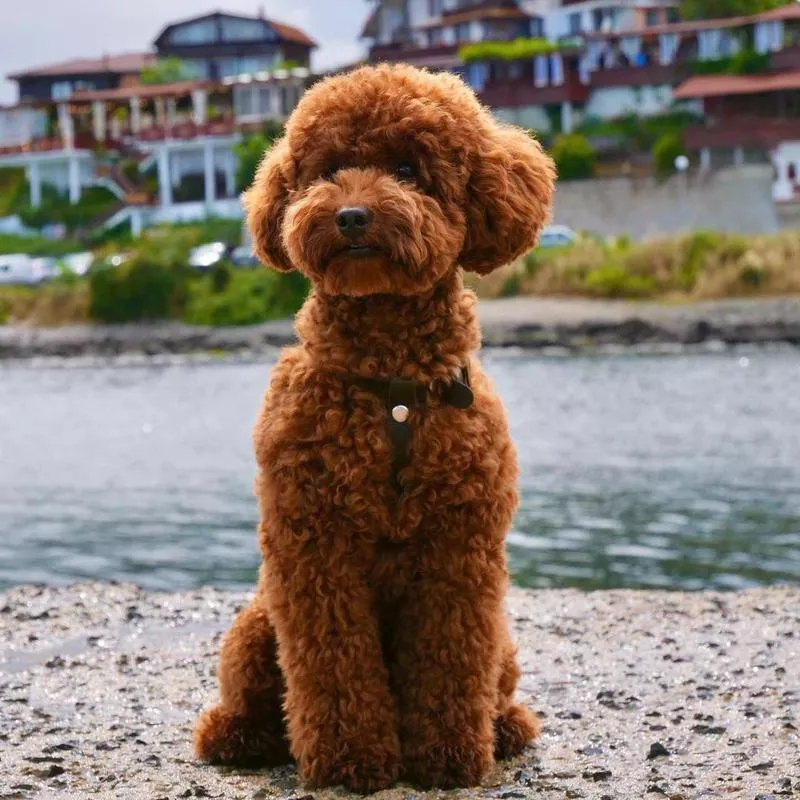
[
  {"left": 493, "top": 628, "right": 539, "bottom": 760},
  {"left": 194, "top": 598, "right": 290, "bottom": 767}
]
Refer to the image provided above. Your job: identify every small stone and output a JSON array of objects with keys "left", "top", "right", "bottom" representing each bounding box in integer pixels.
[
  {"left": 582, "top": 768, "right": 612, "bottom": 782},
  {"left": 691, "top": 724, "right": 727, "bottom": 735},
  {"left": 647, "top": 742, "right": 671, "bottom": 760}
]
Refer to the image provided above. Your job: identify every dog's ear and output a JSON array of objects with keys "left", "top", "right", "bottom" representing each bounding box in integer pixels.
[
  {"left": 243, "top": 137, "right": 294, "bottom": 272},
  {"left": 459, "top": 123, "right": 555, "bottom": 275}
]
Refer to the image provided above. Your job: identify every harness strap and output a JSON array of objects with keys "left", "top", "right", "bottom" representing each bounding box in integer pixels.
[{"left": 349, "top": 366, "right": 473, "bottom": 486}]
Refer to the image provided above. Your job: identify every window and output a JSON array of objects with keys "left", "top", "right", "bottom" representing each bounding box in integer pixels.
[
  {"left": 427, "top": 0, "right": 442, "bottom": 17},
  {"left": 51, "top": 82, "right": 72, "bottom": 101},
  {"left": 258, "top": 86, "right": 274, "bottom": 116},
  {"left": 221, "top": 18, "right": 270, "bottom": 41},
  {"left": 455, "top": 22, "right": 471, "bottom": 42},
  {"left": 529, "top": 17, "right": 544, "bottom": 38},
  {"left": 646, "top": 10, "right": 659, "bottom": 27},
  {"left": 169, "top": 19, "right": 218, "bottom": 45},
  {"left": 234, "top": 85, "right": 254, "bottom": 117},
  {"left": 568, "top": 12, "right": 582, "bottom": 35},
  {"left": 667, "top": 8, "right": 679, "bottom": 23},
  {"left": 430, "top": 27, "right": 444, "bottom": 45}
]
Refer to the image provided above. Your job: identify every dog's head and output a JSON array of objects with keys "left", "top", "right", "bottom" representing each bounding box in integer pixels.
[{"left": 245, "top": 64, "right": 555, "bottom": 297}]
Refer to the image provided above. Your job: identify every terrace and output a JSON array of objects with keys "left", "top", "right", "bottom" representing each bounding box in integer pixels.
[{"left": 0, "top": 68, "right": 308, "bottom": 217}]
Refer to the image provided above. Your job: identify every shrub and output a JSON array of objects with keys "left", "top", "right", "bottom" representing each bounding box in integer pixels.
[
  {"left": 235, "top": 121, "right": 284, "bottom": 193},
  {"left": 89, "top": 235, "right": 193, "bottom": 323},
  {"left": 210, "top": 261, "right": 233, "bottom": 293},
  {"left": 551, "top": 134, "right": 596, "bottom": 181},
  {"left": 184, "top": 268, "right": 308, "bottom": 326},
  {"left": 460, "top": 38, "right": 561, "bottom": 63},
  {"left": 585, "top": 263, "right": 658, "bottom": 298},
  {"left": 692, "top": 49, "right": 770, "bottom": 76},
  {"left": 652, "top": 132, "right": 685, "bottom": 178}
]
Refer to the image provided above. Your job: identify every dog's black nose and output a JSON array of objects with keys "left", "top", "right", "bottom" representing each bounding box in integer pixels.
[{"left": 336, "top": 207, "right": 371, "bottom": 238}]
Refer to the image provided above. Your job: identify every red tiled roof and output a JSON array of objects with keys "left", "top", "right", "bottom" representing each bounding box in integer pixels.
[
  {"left": 70, "top": 79, "right": 214, "bottom": 103},
  {"left": 586, "top": 1, "right": 800, "bottom": 41},
  {"left": 673, "top": 70, "right": 800, "bottom": 99},
  {"left": 754, "top": 2, "right": 800, "bottom": 21},
  {"left": 585, "top": 15, "right": 750, "bottom": 40},
  {"left": 8, "top": 52, "right": 155, "bottom": 81},
  {"left": 420, "top": 6, "right": 531, "bottom": 28},
  {"left": 270, "top": 20, "right": 317, "bottom": 48}
]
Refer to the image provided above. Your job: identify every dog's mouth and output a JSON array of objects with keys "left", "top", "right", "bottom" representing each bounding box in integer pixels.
[{"left": 336, "top": 243, "right": 384, "bottom": 259}]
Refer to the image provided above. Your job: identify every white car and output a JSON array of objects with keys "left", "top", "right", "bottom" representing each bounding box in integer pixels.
[
  {"left": 0, "top": 254, "right": 39, "bottom": 285},
  {"left": 538, "top": 225, "right": 577, "bottom": 249},
  {"left": 189, "top": 242, "right": 228, "bottom": 271}
]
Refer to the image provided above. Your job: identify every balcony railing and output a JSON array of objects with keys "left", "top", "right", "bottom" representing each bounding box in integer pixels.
[
  {"left": 441, "top": 0, "right": 521, "bottom": 17},
  {"left": 684, "top": 117, "right": 800, "bottom": 150},
  {"left": 479, "top": 75, "right": 590, "bottom": 107},
  {"left": 589, "top": 61, "right": 691, "bottom": 89},
  {"left": 369, "top": 42, "right": 460, "bottom": 64}
]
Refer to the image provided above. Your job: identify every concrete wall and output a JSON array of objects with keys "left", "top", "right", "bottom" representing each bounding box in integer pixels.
[
  {"left": 495, "top": 105, "right": 552, "bottom": 133},
  {"left": 584, "top": 85, "right": 675, "bottom": 119},
  {"left": 552, "top": 166, "right": 781, "bottom": 238}
]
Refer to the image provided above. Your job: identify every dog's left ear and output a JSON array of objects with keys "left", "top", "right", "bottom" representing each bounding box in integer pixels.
[
  {"left": 459, "top": 123, "right": 556, "bottom": 275},
  {"left": 242, "top": 137, "right": 295, "bottom": 272}
]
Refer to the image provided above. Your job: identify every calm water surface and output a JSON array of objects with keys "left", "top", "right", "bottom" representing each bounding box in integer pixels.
[{"left": 1, "top": 351, "right": 799, "bottom": 591}]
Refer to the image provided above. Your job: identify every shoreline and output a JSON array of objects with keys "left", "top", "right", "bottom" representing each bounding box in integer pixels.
[
  {"left": 1, "top": 296, "right": 799, "bottom": 361},
  {"left": 0, "top": 582, "right": 797, "bottom": 799}
]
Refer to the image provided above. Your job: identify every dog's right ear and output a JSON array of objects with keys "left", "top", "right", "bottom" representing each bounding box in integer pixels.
[{"left": 242, "top": 137, "right": 294, "bottom": 272}]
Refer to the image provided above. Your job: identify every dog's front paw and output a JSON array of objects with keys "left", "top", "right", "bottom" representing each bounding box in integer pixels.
[
  {"left": 404, "top": 736, "right": 494, "bottom": 789},
  {"left": 302, "top": 742, "right": 400, "bottom": 793},
  {"left": 194, "top": 705, "right": 290, "bottom": 767}
]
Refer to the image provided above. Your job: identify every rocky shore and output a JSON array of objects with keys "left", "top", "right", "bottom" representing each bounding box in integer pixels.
[
  {"left": 0, "top": 582, "right": 797, "bottom": 799},
  {"left": 1, "top": 297, "right": 799, "bottom": 361}
]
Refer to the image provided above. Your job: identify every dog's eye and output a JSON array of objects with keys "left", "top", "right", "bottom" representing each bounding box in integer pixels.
[
  {"left": 395, "top": 163, "right": 415, "bottom": 181},
  {"left": 323, "top": 165, "right": 340, "bottom": 182}
]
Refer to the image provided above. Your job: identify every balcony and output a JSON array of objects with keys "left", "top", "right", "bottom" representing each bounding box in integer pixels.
[
  {"left": 770, "top": 45, "right": 800, "bottom": 70},
  {"left": 589, "top": 62, "right": 692, "bottom": 89},
  {"left": 479, "top": 76, "right": 590, "bottom": 107},
  {"left": 684, "top": 117, "right": 800, "bottom": 150},
  {"left": 368, "top": 42, "right": 460, "bottom": 66},
  {"left": 441, "top": 0, "right": 522, "bottom": 17}
]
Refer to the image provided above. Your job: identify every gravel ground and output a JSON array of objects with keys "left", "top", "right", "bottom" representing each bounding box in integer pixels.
[
  {"left": 1, "top": 297, "right": 799, "bottom": 360},
  {"left": 0, "top": 583, "right": 798, "bottom": 799}
]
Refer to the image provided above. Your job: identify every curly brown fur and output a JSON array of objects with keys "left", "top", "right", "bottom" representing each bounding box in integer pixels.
[{"left": 195, "top": 64, "right": 555, "bottom": 792}]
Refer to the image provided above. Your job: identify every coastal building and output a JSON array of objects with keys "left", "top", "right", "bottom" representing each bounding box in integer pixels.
[
  {"left": 0, "top": 10, "right": 315, "bottom": 235},
  {"left": 153, "top": 11, "right": 316, "bottom": 80},
  {"left": 362, "top": 0, "right": 680, "bottom": 130}
]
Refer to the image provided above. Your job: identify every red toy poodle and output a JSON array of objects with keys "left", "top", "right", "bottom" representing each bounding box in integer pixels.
[{"left": 195, "top": 63, "right": 555, "bottom": 792}]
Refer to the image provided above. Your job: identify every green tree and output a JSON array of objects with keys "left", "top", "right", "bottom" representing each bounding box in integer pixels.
[
  {"left": 234, "top": 121, "right": 284, "bottom": 193},
  {"left": 140, "top": 58, "right": 195, "bottom": 85},
  {"left": 551, "top": 133, "right": 596, "bottom": 181},
  {"left": 652, "top": 132, "right": 685, "bottom": 178},
  {"left": 680, "top": 0, "right": 785, "bottom": 20}
]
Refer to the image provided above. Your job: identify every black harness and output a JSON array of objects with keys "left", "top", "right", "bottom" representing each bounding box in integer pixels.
[{"left": 349, "top": 366, "right": 474, "bottom": 484}]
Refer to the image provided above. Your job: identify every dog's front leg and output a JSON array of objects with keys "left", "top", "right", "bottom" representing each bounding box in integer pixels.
[
  {"left": 393, "top": 526, "right": 508, "bottom": 788},
  {"left": 262, "top": 541, "right": 400, "bottom": 793}
]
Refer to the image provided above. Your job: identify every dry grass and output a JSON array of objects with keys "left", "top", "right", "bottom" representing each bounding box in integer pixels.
[
  {"left": 467, "top": 231, "right": 800, "bottom": 301},
  {"left": 0, "top": 283, "right": 89, "bottom": 326}
]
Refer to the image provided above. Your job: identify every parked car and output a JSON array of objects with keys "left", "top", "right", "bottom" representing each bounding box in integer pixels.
[
  {"left": 61, "top": 252, "right": 95, "bottom": 276},
  {"left": 230, "top": 245, "right": 260, "bottom": 268},
  {"left": 189, "top": 241, "right": 229, "bottom": 271},
  {"left": 0, "top": 254, "right": 39, "bottom": 285},
  {"left": 30, "top": 256, "right": 60, "bottom": 283},
  {"left": 538, "top": 225, "right": 577, "bottom": 250}
]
